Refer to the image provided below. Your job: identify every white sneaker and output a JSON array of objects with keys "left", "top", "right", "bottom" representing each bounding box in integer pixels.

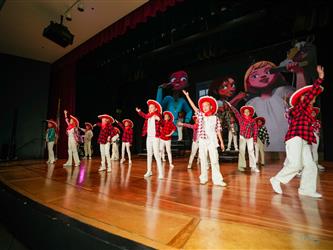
[
  {"left": 298, "top": 189, "right": 322, "bottom": 198},
  {"left": 63, "top": 163, "right": 72, "bottom": 167},
  {"left": 144, "top": 171, "right": 152, "bottom": 178},
  {"left": 226, "top": 148, "right": 230, "bottom": 151},
  {"left": 214, "top": 181, "right": 227, "bottom": 187},
  {"left": 158, "top": 175, "right": 164, "bottom": 180},
  {"left": 270, "top": 177, "right": 282, "bottom": 194},
  {"left": 317, "top": 164, "right": 325, "bottom": 171},
  {"left": 187, "top": 164, "right": 192, "bottom": 169},
  {"left": 129, "top": 160, "right": 132, "bottom": 165},
  {"left": 120, "top": 159, "right": 125, "bottom": 164},
  {"left": 74, "top": 164, "right": 80, "bottom": 167},
  {"left": 98, "top": 166, "right": 106, "bottom": 172},
  {"left": 89, "top": 157, "right": 92, "bottom": 160},
  {"left": 251, "top": 168, "right": 260, "bottom": 173},
  {"left": 107, "top": 168, "right": 112, "bottom": 173},
  {"left": 200, "top": 180, "right": 208, "bottom": 185},
  {"left": 162, "top": 158, "right": 166, "bottom": 162},
  {"left": 235, "top": 148, "right": 239, "bottom": 151},
  {"left": 170, "top": 164, "right": 174, "bottom": 168},
  {"left": 46, "top": 161, "right": 50, "bottom": 164}
]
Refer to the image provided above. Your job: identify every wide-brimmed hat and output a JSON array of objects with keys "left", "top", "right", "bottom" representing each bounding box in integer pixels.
[
  {"left": 289, "top": 85, "right": 324, "bottom": 107},
  {"left": 198, "top": 96, "right": 218, "bottom": 115},
  {"left": 122, "top": 119, "right": 134, "bottom": 128},
  {"left": 240, "top": 105, "right": 255, "bottom": 117},
  {"left": 163, "top": 111, "right": 174, "bottom": 122},
  {"left": 98, "top": 114, "right": 114, "bottom": 123},
  {"left": 147, "top": 99, "right": 162, "bottom": 114}
]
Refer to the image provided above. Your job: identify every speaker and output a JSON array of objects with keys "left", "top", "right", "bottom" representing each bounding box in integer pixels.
[{"left": 43, "top": 21, "right": 74, "bottom": 48}]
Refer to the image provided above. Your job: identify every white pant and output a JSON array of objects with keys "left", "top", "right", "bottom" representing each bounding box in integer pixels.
[
  {"left": 65, "top": 137, "right": 80, "bottom": 166},
  {"left": 227, "top": 130, "right": 238, "bottom": 150},
  {"left": 84, "top": 141, "right": 92, "bottom": 157},
  {"left": 255, "top": 138, "right": 265, "bottom": 165},
  {"left": 198, "top": 139, "right": 223, "bottom": 185},
  {"left": 121, "top": 142, "right": 131, "bottom": 161},
  {"left": 275, "top": 136, "right": 318, "bottom": 194},
  {"left": 100, "top": 143, "right": 111, "bottom": 168},
  {"left": 160, "top": 139, "right": 172, "bottom": 165},
  {"left": 311, "top": 133, "right": 319, "bottom": 164},
  {"left": 177, "top": 126, "right": 183, "bottom": 140},
  {"left": 111, "top": 143, "right": 119, "bottom": 160},
  {"left": 238, "top": 136, "right": 256, "bottom": 169},
  {"left": 188, "top": 141, "right": 199, "bottom": 166},
  {"left": 146, "top": 137, "right": 163, "bottom": 177},
  {"left": 47, "top": 141, "right": 55, "bottom": 163}
]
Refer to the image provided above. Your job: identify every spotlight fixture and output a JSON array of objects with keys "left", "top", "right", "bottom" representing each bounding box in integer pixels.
[
  {"left": 65, "top": 12, "right": 72, "bottom": 21},
  {"left": 77, "top": 1, "right": 84, "bottom": 12}
]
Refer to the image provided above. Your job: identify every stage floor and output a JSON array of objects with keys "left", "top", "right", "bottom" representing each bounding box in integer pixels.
[{"left": 0, "top": 156, "right": 332, "bottom": 249}]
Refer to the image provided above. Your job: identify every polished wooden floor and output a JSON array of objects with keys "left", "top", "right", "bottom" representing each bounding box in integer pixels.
[{"left": 0, "top": 155, "right": 333, "bottom": 249}]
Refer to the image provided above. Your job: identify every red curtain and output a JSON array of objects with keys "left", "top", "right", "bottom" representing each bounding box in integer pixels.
[{"left": 49, "top": 0, "right": 183, "bottom": 158}]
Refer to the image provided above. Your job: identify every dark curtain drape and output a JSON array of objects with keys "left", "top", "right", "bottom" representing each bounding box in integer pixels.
[{"left": 48, "top": 0, "right": 183, "bottom": 158}]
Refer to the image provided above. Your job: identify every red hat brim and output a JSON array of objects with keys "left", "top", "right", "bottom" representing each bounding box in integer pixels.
[
  {"left": 163, "top": 111, "right": 174, "bottom": 122},
  {"left": 289, "top": 85, "right": 324, "bottom": 107},
  {"left": 122, "top": 119, "right": 134, "bottom": 128},
  {"left": 255, "top": 116, "right": 265, "bottom": 125},
  {"left": 46, "top": 119, "right": 58, "bottom": 127},
  {"left": 70, "top": 115, "right": 79, "bottom": 127},
  {"left": 240, "top": 106, "right": 255, "bottom": 117},
  {"left": 147, "top": 99, "right": 162, "bottom": 114},
  {"left": 198, "top": 96, "right": 218, "bottom": 115},
  {"left": 98, "top": 114, "right": 114, "bottom": 123}
]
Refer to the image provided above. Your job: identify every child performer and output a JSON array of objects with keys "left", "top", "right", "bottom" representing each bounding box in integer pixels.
[
  {"left": 111, "top": 127, "right": 120, "bottom": 161},
  {"left": 116, "top": 119, "right": 134, "bottom": 165},
  {"left": 63, "top": 110, "right": 80, "bottom": 167},
  {"left": 160, "top": 111, "right": 177, "bottom": 167},
  {"left": 311, "top": 107, "right": 325, "bottom": 171},
  {"left": 95, "top": 114, "right": 116, "bottom": 173},
  {"left": 182, "top": 90, "right": 226, "bottom": 186},
  {"left": 136, "top": 99, "right": 163, "bottom": 179},
  {"left": 255, "top": 117, "right": 270, "bottom": 166},
  {"left": 270, "top": 65, "right": 324, "bottom": 198},
  {"left": 178, "top": 116, "right": 199, "bottom": 169},
  {"left": 177, "top": 111, "right": 185, "bottom": 141},
  {"left": 79, "top": 122, "right": 93, "bottom": 159},
  {"left": 227, "top": 104, "right": 259, "bottom": 172},
  {"left": 46, "top": 119, "right": 58, "bottom": 164}
]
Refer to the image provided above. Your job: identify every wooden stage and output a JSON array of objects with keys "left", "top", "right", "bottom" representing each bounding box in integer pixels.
[{"left": 0, "top": 156, "right": 332, "bottom": 249}]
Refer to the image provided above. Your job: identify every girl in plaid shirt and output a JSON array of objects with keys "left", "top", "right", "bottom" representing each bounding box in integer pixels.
[
  {"left": 116, "top": 119, "right": 134, "bottom": 165},
  {"left": 227, "top": 104, "right": 259, "bottom": 172},
  {"left": 255, "top": 117, "right": 270, "bottom": 166},
  {"left": 178, "top": 116, "right": 199, "bottom": 169},
  {"left": 95, "top": 114, "right": 116, "bottom": 173},
  {"left": 160, "top": 111, "right": 177, "bottom": 168},
  {"left": 183, "top": 90, "right": 226, "bottom": 186},
  {"left": 111, "top": 127, "right": 120, "bottom": 161},
  {"left": 270, "top": 65, "right": 325, "bottom": 198},
  {"left": 136, "top": 99, "right": 163, "bottom": 179}
]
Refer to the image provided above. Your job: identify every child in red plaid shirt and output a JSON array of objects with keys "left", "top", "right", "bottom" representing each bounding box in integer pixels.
[
  {"left": 95, "top": 114, "right": 116, "bottom": 173},
  {"left": 136, "top": 99, "right": 164, "bottom": 179},
  {"left": 228, "top": 104, "right": 259, "bottom": 172},
  {"left": 116, "top": 119, "right": 134, "bottom": 165},
  {"left": 160, "top": 111, "right": 177, "bottom": 167},
  {"left": 270, "top": 66, "right": 325, "bottom": 198}
]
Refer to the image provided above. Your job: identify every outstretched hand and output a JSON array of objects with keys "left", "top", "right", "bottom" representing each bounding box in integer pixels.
[
  {"left": 317, "top": 65, "right": 324, "bottom": 79},
  {"left": 182, "top": 90, "right": 189, "bottom": 97},
  {"left": 136, "top": 107, "right": 141, "bottom": 113}
]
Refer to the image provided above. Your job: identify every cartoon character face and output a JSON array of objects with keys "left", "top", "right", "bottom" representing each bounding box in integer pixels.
[
  {"left": 148, "top": 104, "right": 157, "bottom": 113},
  {"left": 169, "top": 71, "right": 188, "bottom": 91},
  {"left": 245, "top": 61, "right": 280, "bottom": 93},
  {"left": 218, "top": 77, "right": 236, "bottom": 98},
  {"left": 202, "top": 102, "right": 212, "bottom": 113}
]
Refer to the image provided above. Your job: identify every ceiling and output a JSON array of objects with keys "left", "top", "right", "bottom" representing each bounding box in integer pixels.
[{"left": 0, "top": 0, "right": 148, "bottom": 63}]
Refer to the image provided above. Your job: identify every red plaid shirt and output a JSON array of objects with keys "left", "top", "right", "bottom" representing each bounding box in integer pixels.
[
  {"left": 160, "top": 120, "right": 176, "bottom": 140},
  {"left": 313, "top": 119, "right": 321, "bottom": 134},
  {"left": 230, "top": 105, "right": 257, "bottom": 142},
  {"left": 285, "top": 78, "right": 323, "bottom": 144},
  {"left": 96, "top": 123, "right": 115, "bottom": 144},
  {"left": 182, "top": 123, "right": 198, "bottom": 142},
  {"left": 138, "top": 111, "right": 162, "bottom": 138},
  {"left": 117, "top": 122, "right": 133, "bottom": 143}
]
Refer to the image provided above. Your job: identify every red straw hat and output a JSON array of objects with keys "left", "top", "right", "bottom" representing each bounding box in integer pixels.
[
  {"left": 240, "top": 106, "right": 255, "bottom": 117},
  {"left": 70, "top": 115, "right": 79, "bottom": 127},
  {"left": 198, "top": 96, "right": 218, "bottom": 115},
  {"left": 122, "top": 119, "right": 134, "bottom": 128},
  {"left": 98, "top": 114, "right": 114, "bottom": 123},
  {"left": 289, "top": 85, "right": 324, "bottom": 107},
  {"left": 46, "top": 119, "right": 58, "bottom": 127},
  {"left": 147, "top": 99, "right": 162, "bottom": 114},
  {"left": 85, "top": 122, "right": 93, "bottom": 129},
  {"left": 255, "top": 116, "right": 265, "bottom": 125},
  {"left": 163, "top": 111, "right": 174, "bottom": 122}
]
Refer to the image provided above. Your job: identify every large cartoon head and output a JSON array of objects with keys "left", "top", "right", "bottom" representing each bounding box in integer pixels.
[
  {"left": 209, "top": 76, "right": 236, "bottom": 99},
  {"left": 244, "top": 61, "right": 280, "bottom": 94},
  {"left": 169, "top": 71, "right": 188, "bottom": 91}
]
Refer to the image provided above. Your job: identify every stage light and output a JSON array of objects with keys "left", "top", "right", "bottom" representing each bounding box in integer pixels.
[
  {"left": 77, "top": 1, "right": 84, "bottom": 12},
  {"left": 65, "top": 12, "right": 72, "bottom": 21}
]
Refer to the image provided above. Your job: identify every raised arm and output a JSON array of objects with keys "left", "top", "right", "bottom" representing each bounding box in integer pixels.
[
  {"left": 182, "top": 90, "right": 199, "bottom": 113},
  {"left": 225, "top": 101, "right": 242, "bottom": 121},
  {"left": 64, "top": 110, "right": 70, "bottom": 125},
  {"left": 136, "top": 107, "right": 149, "bottom": 119}
]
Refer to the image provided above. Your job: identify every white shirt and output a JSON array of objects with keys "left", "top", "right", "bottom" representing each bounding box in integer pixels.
[{"left": 147, "top": 116, "right": 156, "bottom": 137}]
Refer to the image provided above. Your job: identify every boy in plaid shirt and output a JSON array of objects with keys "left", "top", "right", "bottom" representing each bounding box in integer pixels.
[
  {"left": 160, "top": 111, "right": 177, "bottom": 168},
  {"left": 255, "top": 117, "right": 270, "bottom": 166},
  {"left": 116, "top": 119, "right": 134, "bottom": 165},
  {"left": 227, "top": 104, "right": 259, "bottom": 172},
  {"left": 270, "top": 65, "right": 325, "bottom": 198},
  {"left": 136, "top": 99, "right": 164, "bottom": 179},
  {"left": 183, "top": 90, "right": 226, "bottom": 186},
  {"left": 95, "top": 114, "right": 116, "bottom": 173}
]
